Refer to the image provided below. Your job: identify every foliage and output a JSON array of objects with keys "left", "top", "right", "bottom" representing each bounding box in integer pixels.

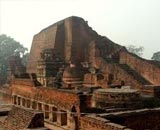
[
  {"left": 0, "top": 34, "right": 28, "bottom": 81},
  {"left": 21, "top": 52, "right": 29, "bottom": 66},
  {"left": 151, "top": 51, "right": 160, "bottom": 61},
  {"left": 127, "top": 45, "right": 144, "bottom": 57}
]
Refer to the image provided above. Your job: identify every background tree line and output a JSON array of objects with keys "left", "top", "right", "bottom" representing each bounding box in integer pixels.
[
  {"left": 0, "top": 34, "right": 29, "bottom": 84},
  {"left": 127, "top": 44, "right": 160, "bottom": 61}
]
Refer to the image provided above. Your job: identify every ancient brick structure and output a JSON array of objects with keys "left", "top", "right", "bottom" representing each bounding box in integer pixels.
[
  {"left": 9, "top": 77, "right": 86, "bottom": 130},
  {"left": 119, "top": 51, "right": 160, "bottom": 85},
  {"left": 0, "top": 106, "right": 46, "bottom": 130},
  {"left": 81, "top": 108, "right": 160, "bottom": 130},
  {"left": 3, "top": 73, "right": 158, "bottom": 130},
  {"left": 0, "top": 16, "right": 160, "bottom": 130},
  {"left": 27, "top": 16, "right": 160, "bottom": 91},
  {"left": 37, "top": 48, "right": 65, "bottom": 86},
  {"left": 92, "top": 88, "right": 141, "bottom": 108},
  {"left": 7, "top": 55, "right": 26, "bottom": 83},
  {"left": 81, "top": 115, "right": 129, "bottom": 130},
  {"left": 102, "top": 108, "right": 160, "bottom": 130}
]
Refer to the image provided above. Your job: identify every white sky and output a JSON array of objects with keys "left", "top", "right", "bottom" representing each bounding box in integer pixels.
[{"left": 0, "top": 0, "right": 160, "bottom": 59}]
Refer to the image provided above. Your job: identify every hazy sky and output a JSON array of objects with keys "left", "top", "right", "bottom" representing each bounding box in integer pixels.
[{"left": 0, "top": 0, "right": 160, "bottom": 59}]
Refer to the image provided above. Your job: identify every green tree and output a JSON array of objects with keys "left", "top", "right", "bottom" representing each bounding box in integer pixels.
[
  {"left": 0, "top": 34, "right": 28, "bottom": 83},
  {"left": 151, "top": 51, "right": 160, "bottom": 61},
  {"left": 127, "top": 45, "right": 144, "bottom": 57}
]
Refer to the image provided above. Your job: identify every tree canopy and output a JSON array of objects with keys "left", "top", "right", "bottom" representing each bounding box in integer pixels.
[
  {"left": 127, "top": 45, "right": 144, "bottom": 57},
  {"left": 0, "top": 34, "right": 28, "bottom": 83},
  {"left": 151, "top": 51, "right": 160, "bottom": 61}
]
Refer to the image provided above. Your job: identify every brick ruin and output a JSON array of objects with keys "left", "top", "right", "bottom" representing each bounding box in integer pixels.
[
  {"left": 81, "top": 108, "right": 160, "bottom": 130},
  {"left": 0, "top": 16, "right": 160, "bottom": 130},
  {"left": 1, "top": 106, "right": 45, "bottom": 130},
  {"left": 26, "top": 16, "right": 160, "bottom": 91}
]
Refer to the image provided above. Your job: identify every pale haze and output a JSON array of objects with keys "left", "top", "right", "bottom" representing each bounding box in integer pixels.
[{"left": 0, "top": 0, "right": 160, "bottom": 59}]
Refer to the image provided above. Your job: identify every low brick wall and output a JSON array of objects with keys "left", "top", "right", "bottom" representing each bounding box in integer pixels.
[
  {"left": 81, "top": 108, "right": 160, "bottom": 130},
  {"left": 11, "top": 79, "right": 35, "bottom": 87},
  {"left": 80, "top": 115, "right": 131, "bottom": 130},
  {"left": 11, "top": 80, "right": 82, "bottom": 112},
  {"left": 122, "top": 110, "right": 160, "bottom": 130},
  {"left": 103, "top": 108, "right": 160, "bottom": 130}
]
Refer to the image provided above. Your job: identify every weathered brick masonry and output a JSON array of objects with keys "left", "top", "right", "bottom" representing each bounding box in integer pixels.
[
  {"left": 11, "top": 79, "right": 82, "bottom": 113},
  {"left": 80, "top": 115, "right": 130, "bottom": 130},
  {"left": 1, "top": 106, "right": 44, "bottom": 130},
  {"left": 120, "top": 51, "right": 160, "bottom": 85},
  {"left": 1, "top": 16, "right": 160, "bottom": 130},
  {"left": 81, "top": 108, "right": 160, "bottom": 130},
  {"left": 95, "top": 57, "right": 151, "bottom": 89}
]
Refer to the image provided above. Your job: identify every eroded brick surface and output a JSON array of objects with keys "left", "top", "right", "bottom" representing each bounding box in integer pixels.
[{"left": 2, "top": 106, "right": 44, "bottom": 130}]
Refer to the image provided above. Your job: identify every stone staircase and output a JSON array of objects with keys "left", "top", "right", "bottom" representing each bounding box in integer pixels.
[{"left": 118, "top": 64, "right": 151, "bottom": 85}]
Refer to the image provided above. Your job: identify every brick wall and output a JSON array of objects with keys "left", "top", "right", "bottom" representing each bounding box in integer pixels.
[
  {"left": 105, "top": 108, "right": 160, "bottom": 130},
  {"left": 0, "top": 87, "right": 12, "bottom": 103},
  {"left": 80, "top": 115, "right": 131, "bottom": 130},
  {"left": 2, "top": 106, "right": 44, "bottom": 130},
  {"left": 120, "top": 51, "right": 160, "bottom": 85},
  {"left": 11, "top": 80, "right": 82, "bottom": 112},
  {"left": 122, "top": 110, "right": 160, "bottom": 130},
  {"left": 95, "top": 57, "right": 147, "bottom": 89},
  {"left": 27, "top": 22, "right": 58, "bottom": 73},
  {"left": 112, "top": 64, "right": 146, "bottom": 89},
  {"left": 81, "top": 108, "right": 160, "bottom": 130},
  {"left": 27, "top": 16, "right": 121, "bottom": 74}
]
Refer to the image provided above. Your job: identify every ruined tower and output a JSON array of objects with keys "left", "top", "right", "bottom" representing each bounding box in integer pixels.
[
  {"left": 27, "top": 16, "right": 160, "bottom": 90},
  {"left": 27, "top": 16, "right": 120, "bottom": 74}
]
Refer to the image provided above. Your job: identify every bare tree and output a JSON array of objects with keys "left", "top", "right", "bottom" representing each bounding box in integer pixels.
[{"left": 127, "top": 45, "right": 144, "bottom": 57}]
